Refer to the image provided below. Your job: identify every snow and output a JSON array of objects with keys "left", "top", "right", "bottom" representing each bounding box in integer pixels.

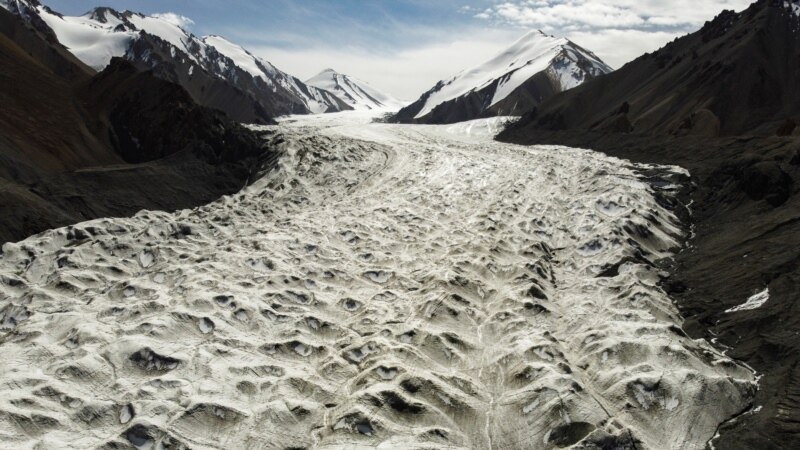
[
  {"left": 487, "top": 33, "right": 567, "bottom": 108},
  {"left": 443, "top": 116, "right": 519, "bottom": 139},
  {"left": 284, "top": 76, "right": 332, "bottom": 114},
  {"left": 725, "top": 288, "right": 770, "bottom": 313},
  {"left": 6, "top": 2, "right": 352, "bottom": 116},
  {"left": 19, "top": 4, "right": 200, "bottom": 70},
  {"left": 36, "top": 7, "right": 136, "bottom": 70},
  {"left": 125, "top": 13, "right": 197, "bottom": 62},
  {"left": 549, "top": 46, "right": 609, "bottom": 91},
  {"left": 786, "top": 1, "right": 800, "bottom": 16},
  {"left": 414, "top": 30, "right": 611, "bottom": 119},
  {"left": 306, "top": 69, "right": 404, "bottom": 111},
  {"left": 202, "top": 36, "right": 350, "bottom": 114},
  {"left": 203, "top": 35, "right": 265, "bottom": 81},
  {"left": 0, "top": 0, "right": 28, "bottom": 14}
]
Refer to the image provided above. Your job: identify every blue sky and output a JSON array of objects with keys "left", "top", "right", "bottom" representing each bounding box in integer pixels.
[{"left": 43, "top": 0, "right": 753, "bottom": 99}]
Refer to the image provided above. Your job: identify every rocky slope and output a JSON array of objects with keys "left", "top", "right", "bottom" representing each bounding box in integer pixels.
[
  {"left": 306, "top": 68, "right": 404, "bottom": 111},
  {"left": 501, "top": 1, "right": 800, "bottom": 137},
  {"left": 392, "top": 30, "right": 611, "bottom": 124},
  {"left": 0, "top": 5, "right": 275, "bottom": 244},
  {"left": 1, "top": 0, "right": 352, "bottom": 122},
  {"left": 499, "top": 1, "right": 800, "bottom": 447}
]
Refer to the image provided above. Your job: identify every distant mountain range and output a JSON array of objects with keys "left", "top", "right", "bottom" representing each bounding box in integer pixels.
[
  {"left": 0, "top": 0, "right": 403, "bottom": 123},
  {"left": 392, "top": 30, "right": 611, "bottom": 124}
]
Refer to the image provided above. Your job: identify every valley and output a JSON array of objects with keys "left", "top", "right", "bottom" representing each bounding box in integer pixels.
[{"left": 0, "top": 114, "right": 754, "bottom": 449}]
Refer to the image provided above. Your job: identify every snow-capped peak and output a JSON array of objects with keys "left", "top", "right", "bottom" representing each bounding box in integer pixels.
[
  {"left": 202, "top": 35, "right": 278, "bottom": 79},
  {"left": 412, "top": 30, "right": 611, "bottom": 119},
  {"left": 306, "top": 68, "right": 404, "bottom": 111},
  {"left": 123, "top": 11, "right": 198, "bottom": 61},
  {"left": 0, "top": 0, "right": 35, "bottom": 11},
  {"left": 83, "top": 7, "right": 126, "bottom": 25},
  {"left": 200, "top": 35, "right": 350, "bottom": 114},
  {"left": 3, "top": 2, "right": 353, "bottom": 116},
  {"left": 0, "top": 0, "right": 43, "bottom": 20}
]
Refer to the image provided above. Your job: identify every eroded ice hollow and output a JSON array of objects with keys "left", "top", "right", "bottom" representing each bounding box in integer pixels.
[{"left": 0, "top": 113, "right": 754, "bottom": 449}]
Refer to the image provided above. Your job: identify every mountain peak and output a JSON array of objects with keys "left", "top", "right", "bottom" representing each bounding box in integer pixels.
[
  {"left": 84, "top": 6, "right": 124, "bottom": 24},
  {"left": 392, "top": 30, "right": 610, "bottom": 123},
  {"left": 306, "top": 69, "right": 403, "bottom": 111},
  {"left": 520, "top": 29, "right": 554, "bottom": 39},
  {"left": 4, "top": 0, "right": 352, "bottom": 118},
  {"left": 0, "top": 0, "right": 42, "bottom": 16}
]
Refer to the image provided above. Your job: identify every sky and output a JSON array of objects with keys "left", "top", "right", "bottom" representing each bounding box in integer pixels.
[{"left": 44, "top": 0, "right": 754, "bottom": 100}]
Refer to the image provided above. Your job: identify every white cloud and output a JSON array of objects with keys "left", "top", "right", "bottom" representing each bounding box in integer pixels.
[
  {"left": 151, "top": 12, "right": 195, "bottom": 30},
  {"left": 490, "top": 1, "right": 645, "bottom": 29},
  {"left": 566, "top": 29, "right": 683, "bottom": 68},
  {"left": 477, "top": 0, "right": 752, "bottom": 30}
]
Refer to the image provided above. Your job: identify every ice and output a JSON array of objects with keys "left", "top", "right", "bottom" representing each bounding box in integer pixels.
[
  {"left": 0, "top": 112, "right": 754, "bottom": 449},
  {"left": 725, "top": 288, "right": 770, "bottom": 313}
]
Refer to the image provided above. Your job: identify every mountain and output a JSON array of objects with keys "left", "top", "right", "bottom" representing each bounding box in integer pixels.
[
  {"left": 500, "top": 1, "right": 800, "bottom": 137},
  {"left": 0, "top": 4, "right": 274, "bottom": 244},
  {"left": 1, "top": 0, "right": 352, "bottom": 122},
  {"left": 391, "top": 30, "right": 611, "bottom": 124},
  {"left": 201, "top": 36, "right": 350, "bottom": 114},
  {"left": 306, "top": 68, "right": 404, "bottom": 111},
  {"left": 499, "top": 1, "right": 800, "bottom": 448}
]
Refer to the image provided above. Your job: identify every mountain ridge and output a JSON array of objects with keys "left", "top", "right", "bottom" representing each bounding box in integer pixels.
[
  {"left": 0, "top": 4, "right": 276, "bottom": 243},
  {"left": 392, "top": 30, "right": 611, "bottom": 124},
  {"left": 0, "top": 0, "right": 353, "bottom": 122}
]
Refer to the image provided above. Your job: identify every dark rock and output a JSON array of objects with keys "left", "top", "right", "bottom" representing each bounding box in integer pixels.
[
  {"left": 739, "top": 160, "right": 792, "bottom": 206},
  {"left": 501, "top": 1, "right": 800, "bottom": 138},
  {"left": 548, "top": 422, "right": 595, "bottom": 447},
  {"left": 0, "top": 8, "right": 277, "bottom": 245}
]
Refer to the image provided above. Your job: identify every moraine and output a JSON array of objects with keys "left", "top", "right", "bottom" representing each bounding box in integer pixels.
[{"left": 0, "top": 113, "right": 754, "bottom": 449}]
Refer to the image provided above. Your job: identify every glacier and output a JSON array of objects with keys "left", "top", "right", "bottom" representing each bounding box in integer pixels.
[{"left": 0, "top": 113, "right": 754, "bottom": 449}]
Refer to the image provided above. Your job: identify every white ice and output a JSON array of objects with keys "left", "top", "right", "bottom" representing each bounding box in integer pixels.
[
  {"left": 0, "top": 112, "right": 754, "bottom": 449},
  {"left": 725, "top": 288, "right": 770, "bottom": 313}
]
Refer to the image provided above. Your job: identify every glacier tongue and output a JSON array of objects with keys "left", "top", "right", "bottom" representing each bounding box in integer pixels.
[{"left": 0, "top": 113, "right": 753, "bottom": 449}]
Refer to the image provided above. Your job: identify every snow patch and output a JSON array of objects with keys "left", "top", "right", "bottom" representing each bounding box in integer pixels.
[
  {"left": 786, "top": 1, "right": 800, "bottom": 16},
  {"left": 36, "top": 7, "right": 137, "bottom": 70},
  {"left": 725, "top": 288, "right": 770, "bottom": 313}
]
